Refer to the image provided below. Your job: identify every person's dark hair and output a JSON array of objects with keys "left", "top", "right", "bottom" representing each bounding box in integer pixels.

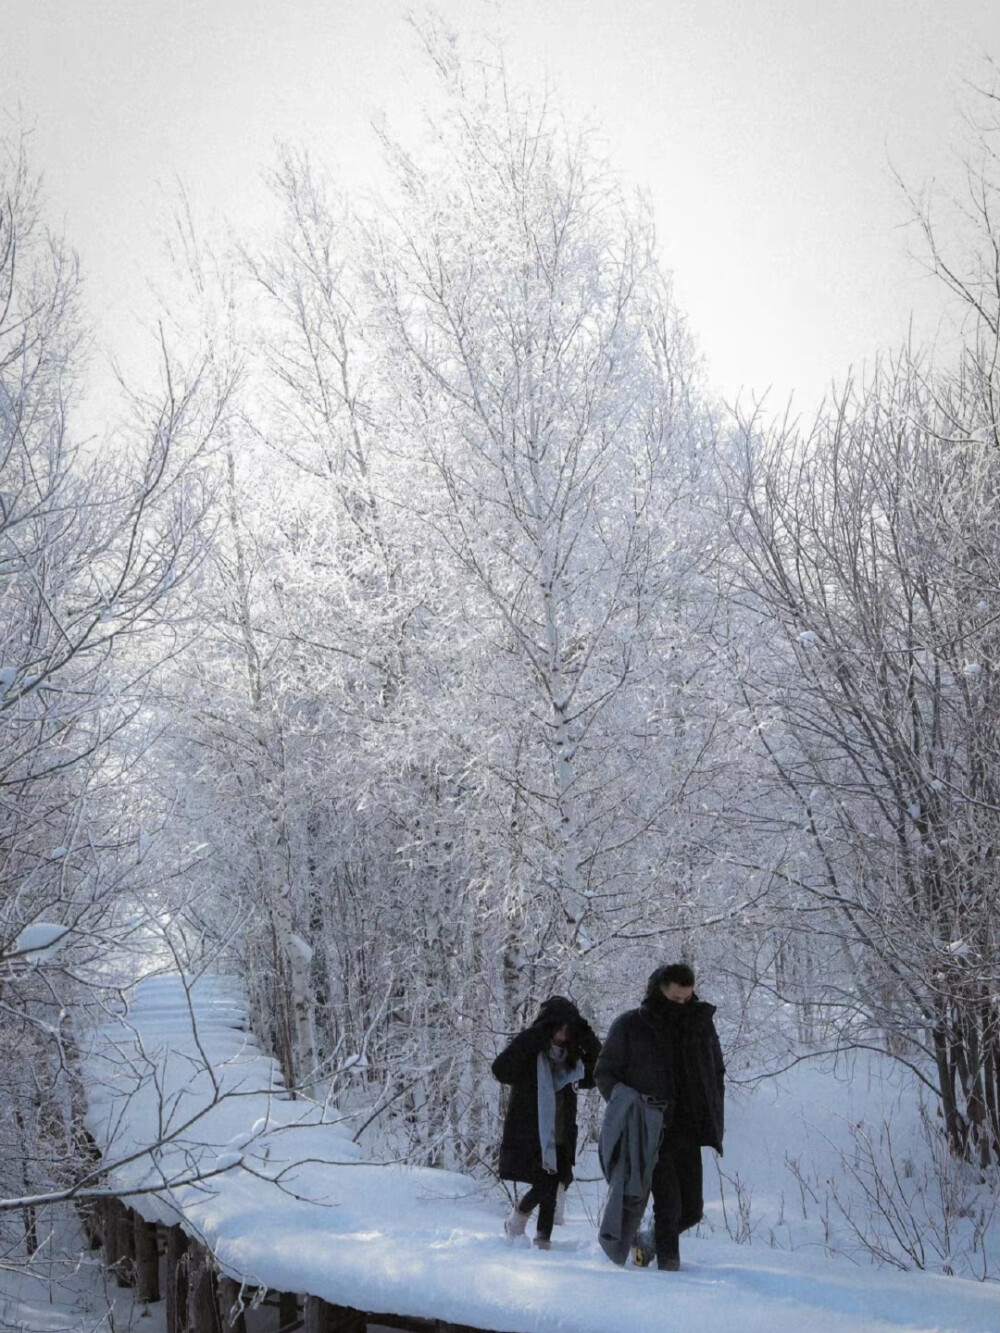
[
  {"left": 661, "top": 962, "right": 695, "bottom": 988},
  {"left": 533, "top": 994, "right": 582, "bottom": 1029},
  {"left": 644, "top": 962, "right": 696, "bottom": 999}
]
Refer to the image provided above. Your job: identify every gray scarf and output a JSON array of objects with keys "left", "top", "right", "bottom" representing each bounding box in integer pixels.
[{"left": 536, "top": 1045, "right": 585, "bottom": 1173}]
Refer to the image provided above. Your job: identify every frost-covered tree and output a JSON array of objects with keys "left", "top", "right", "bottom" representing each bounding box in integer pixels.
[
  {"left": 155, "top": 37, "right": 731, "bottom": 1167},
  {"left": 712, "top": 79, "right": 1000, "bottom": 1164},
  {"left": 0, "top": 137, "right": 227, "bottom": 1251},
  {"left": 720, "top": 353, "right": 1000, "bottom": 1165},
  {"left": 369, "top": 37, "right": 713, "bottom": 1017}
]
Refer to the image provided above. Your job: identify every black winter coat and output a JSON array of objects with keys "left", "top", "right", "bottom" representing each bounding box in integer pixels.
[
  {"left": 594, "top": 984, "right": 725, "bottom": 1154},
  {"left": 492, "top": 996, "right": 602, "bottom": 1186}
]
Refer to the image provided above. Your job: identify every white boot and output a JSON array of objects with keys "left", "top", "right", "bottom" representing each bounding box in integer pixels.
[
  {"left": 504, "top": 1205, "right": 529, "bottom": 1240},
  {"left": 553, "top": 1184, "right": 567, "bottom": 1226}
]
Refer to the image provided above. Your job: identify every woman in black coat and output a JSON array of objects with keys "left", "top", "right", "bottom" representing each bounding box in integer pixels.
[{"left": 492, "top": 995, "right": 601, "bottom": 1248}]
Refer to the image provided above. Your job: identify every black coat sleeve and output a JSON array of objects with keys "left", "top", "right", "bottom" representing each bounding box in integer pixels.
[
  {"left": 491, "top": 1027, "right": 546, "bottom": 1084},
  {"left": 574, "top": 1021, "right": 602, "bottom": 1089},
  {"left": 593, "top": 1014, "right": 630, "bottom": 1102},
  {"left": 711, "top": 1024, "right": 726, "bottom": 1098}
]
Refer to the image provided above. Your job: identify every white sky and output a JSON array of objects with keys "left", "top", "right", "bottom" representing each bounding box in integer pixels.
[{"left": 2, "top": 0, "right": 998, "bottom": 417}]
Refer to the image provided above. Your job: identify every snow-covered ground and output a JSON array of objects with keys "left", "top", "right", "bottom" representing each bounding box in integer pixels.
[
  {"left": 64, "top": 975, "right": 999, "bottom": 1333},
  {"left": 0, "top": 1212, "right": 154, "bottom": 1333},
  {"left": 703, "top": 1051, "right": 998, "bottom": 1278}
]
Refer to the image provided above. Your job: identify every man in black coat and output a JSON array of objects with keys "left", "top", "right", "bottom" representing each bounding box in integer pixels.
[
  {"left": 492, "top": 995, "right": 601, "bottom": 1249},
  {"left": 594, "top": 962, "right": 725, "bottom": 1271}
]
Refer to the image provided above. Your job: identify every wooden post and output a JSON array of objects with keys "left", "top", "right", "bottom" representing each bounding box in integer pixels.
[
  {"left": 165, "top": 1225, "right": 189, "bottom": 1333},
  {"left": 216, "top": 1276, "right": 247, "bottom": 1333},
  {"left": 72, "top": 1122, "right": 104, "bottom": 1249},
  {"left": 134, "top": 1215, "right": 161, "bottom": 1303},
  {"left": 104, "top": 1199, "right": 135, "bottom": 1287},
  {"left": 278, "top": 1292, "right": 299, "bottom": 1331},
  {"left": 119, "top": 1204, "right": 137, "bottom": 1286},
  {"left": 187, "top": 1246, "right": 220, "bottom": 1333},
  {"left": 75, "top": 1196, "right": 103, "bottom": 1250},
  {"left": 303, "top": 1297, "right": 363, "bottom": 1333},
  {"left": 101, "top": 1200, "right": 118, "bottom": 1275}
]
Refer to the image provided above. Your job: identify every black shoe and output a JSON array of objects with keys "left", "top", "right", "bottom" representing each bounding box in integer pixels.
[{"left": 657, "top": 1234, "right": 680, "bottom": 1271}]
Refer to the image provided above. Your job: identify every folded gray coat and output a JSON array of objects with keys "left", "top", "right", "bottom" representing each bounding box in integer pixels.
[{"left": 597, "top": 1083, "right": 664, "bottom": 1264}]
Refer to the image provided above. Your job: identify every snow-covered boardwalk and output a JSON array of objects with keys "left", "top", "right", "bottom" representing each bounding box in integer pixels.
[{"left": 83, "top": 976, "right": 998, "bottom": 1333}]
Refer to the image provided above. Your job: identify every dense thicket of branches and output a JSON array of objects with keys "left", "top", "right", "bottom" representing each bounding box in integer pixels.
[
  {"left": 710, "top": 83, "right": 1000, "bottom": 1164},
  {"left": 147, "top": 50, "right": 999, "bottom": 1175},
  {"left": 152, "top": 54, "right": 730, "bottom": 1164},
  {"left": 720, "top": 356, "right": 1000, "bottom": 1166},
  {"left": 0, "top": 137, "right": 229, "bottom": 1257},
  {"left": 2, "top": 45, "right": 999, "bottom": 1275}
]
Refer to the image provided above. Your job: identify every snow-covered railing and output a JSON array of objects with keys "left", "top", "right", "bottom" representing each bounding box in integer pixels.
[
  {"left": 82, "top": 975, "right": 1000, "bottom": 1333},
  {"left": 82, "top": 974, "right": 507, "bottom": 1333}
]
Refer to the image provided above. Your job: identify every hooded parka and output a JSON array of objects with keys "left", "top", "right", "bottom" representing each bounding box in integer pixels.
[
  {"left": 492, "top": 996, "right": 602, "bottom": 1185},
  {"left": 594, "top": 968, "right": 725, "bottom": 1154}
]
